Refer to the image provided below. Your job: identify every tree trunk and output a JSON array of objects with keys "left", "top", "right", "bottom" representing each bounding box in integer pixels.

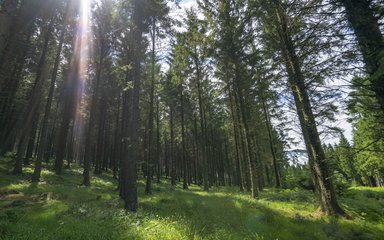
[
  {"left": 24, "top": 113, "right": 39, "bottom": 165},
  {"left": 12, "top": 18, "right": 54, "bottom": 174},
  {"left": 120, "top": 1, "right": 143, "bottom": 211},
  {"left": 228, "top": 85, "right": 244, "bottom": 191},
  {"left": 170, "top": 105, "right": 176, "bottom": 186},
  {"left": 273, "top": 0, "right": 344, "bottom": 215},
  {"left": 55, "top": 45, "right": 80, "bottom": 174},
  {"left": 145, "top": 19, "right": 157, "bottom": 194},
  {"left": 156, "top": 96, "right": 161, "bottom": 183},
  {"left": 32, "top": 21, "right": 66, "bottom": 182},
  {"left": 180, "top": 83, "right": 188, "bottom": 190},
  {"left": 340, "top": 0, "right": 384, "bottom": 111},
  {"left": 261, "top": 95, "right": 281, "bottom": 187},
  {"left": 194, "top": 55, "right": 209, "bottom": 191},
  {"left": 234, "top": 68, "right": 259, "bottom": 198}
]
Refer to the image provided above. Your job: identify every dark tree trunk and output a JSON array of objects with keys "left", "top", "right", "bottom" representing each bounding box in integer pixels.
[
  {"left": 170, "top": 105, "right": 176, "bottom": 186},
  {"left": 32, "top": 12, "right": 68, "bottom": 181},
  {"left": 194, "top": 55, "right": 209, "bottom": 191},
  {"left": 340, "top": 0, "right": 384, "bottom": 111},
  {"left": 228, "top": 86, "right": 244, "bottom": 191},
  {"left": 55, "top": 46, "right": 80, "bottom": 174},
  {"left": 112, "top": 93, "right": 121, "bottom": 179},
  {"left": 261, "top": 95, "right": 281, "bottom": 188},
  {"left": 120, "top": 0, "right": 143, "bottom": 211},
  {"left": 234, "top": 66, "right": 259, "bottom": 198},
  {"left": 180, "top": 83, "right": 188, "bottom": 190},
  {"left": 145, "top": 19, "right": 157, "bottom": 194},
  {"left": 0, "top": 27, "right": 33, "bottom": 154},
  {"left": 12, "top": 18, "right": 54, "bottom": 175},
  {"left": 24, "top": 114, "right": 39, "bottom": 165},
  {"left": 156, "top": 96, "right": 161, "bottom": 184},
  {"left": 0, "top": 0, "right": 18, "bottom": 55}
]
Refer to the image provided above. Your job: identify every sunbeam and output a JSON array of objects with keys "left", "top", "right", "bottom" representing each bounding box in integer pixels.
[{"left": 73, "top": 0, "right": 92, "bottom": 158}]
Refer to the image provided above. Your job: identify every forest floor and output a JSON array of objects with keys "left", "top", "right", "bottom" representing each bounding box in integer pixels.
[{"left": 0, "top": 156, "right": 383, "bottom": 240}]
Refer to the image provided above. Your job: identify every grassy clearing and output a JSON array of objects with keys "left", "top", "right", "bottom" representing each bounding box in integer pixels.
[{"left": 1, "top": 156, "right": 383, "bottom": 240}]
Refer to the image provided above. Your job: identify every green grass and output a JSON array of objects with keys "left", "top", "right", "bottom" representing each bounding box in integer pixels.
[{"left": 1, "top": 156, "right": 383, "bottom": 240}]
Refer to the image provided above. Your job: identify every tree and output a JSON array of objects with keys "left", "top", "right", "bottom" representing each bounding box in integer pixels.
[
  {"left": 256, "top": 0, "right": 345, "bottom": 215},
  {"left": 13, "top": 7, "right": 57, "bottom": 175},
  {"left": 336, "top": 134, "right": 361, "bottom": 185},
  {"left": 33, "top": 0, "right": 71, "bottom": 182},
  {"left": 339, "top": 0, "right": 384, "bottom": 111}
]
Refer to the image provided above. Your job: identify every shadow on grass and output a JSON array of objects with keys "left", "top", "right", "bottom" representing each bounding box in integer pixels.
[
  {"left": 1, "top": 154, "right": 383, "bottom": 240},
  {"left": 137, "top": 185, "right": 384, "bottom": 240}
]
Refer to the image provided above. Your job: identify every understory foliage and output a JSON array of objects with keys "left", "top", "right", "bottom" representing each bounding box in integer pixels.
[{"left": 0, "top": 158, "right": 383, "bottom": 240}]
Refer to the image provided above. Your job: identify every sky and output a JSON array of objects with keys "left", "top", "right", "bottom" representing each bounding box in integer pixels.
[
  {"left": 176, "top": 0, "right": 353, "bottom": 148},
  {"left": 179, "top": 0, "right": 198, "bottom": 9}
]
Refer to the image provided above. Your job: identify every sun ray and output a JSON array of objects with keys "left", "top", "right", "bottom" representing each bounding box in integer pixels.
[{"left": 73, "top": 0, "right": 92, "bottom": 156}]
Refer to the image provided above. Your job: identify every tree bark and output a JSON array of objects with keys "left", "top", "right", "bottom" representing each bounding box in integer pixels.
[
  {"left": 194, "top": 54, "right": 209, "bottom": 191},
  {"left": 261, "top": 95, "right": 281, "bottom": 188},
  {"left": 340, "top": 0, "right": 384, "bottom": 111},
  {"left": 120, "top": 0, "right": 143, "bottom": 211},
  {"left": 180, "top": 82, "right": 188, "bottom": 190},
  {"left": 273, "top": 0, "right": 344, "bottom": 215},
  {"left": 12, "top": 17, "right": 54, "bottom": 174},
  {"left": 32, "top": 9, "right": 68, "bottom": 181},
  {"left": 145, "top": 19, "right": 157, "bottom": 194}
]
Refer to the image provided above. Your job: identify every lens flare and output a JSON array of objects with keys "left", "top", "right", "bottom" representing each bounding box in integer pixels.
[{"left": 73, "top": 0, "right": 92, "bottom": 156}]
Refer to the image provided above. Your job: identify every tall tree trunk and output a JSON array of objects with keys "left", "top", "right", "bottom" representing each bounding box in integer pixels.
[
  {"left": 82, "top": 53, "right": 103, "bottom": 185},
  {"left": 235, "top": 81, "right": 259, "bottom": 198},
  {"left": 273, "top": 0, "right": 344, "bottom": 215},
  {"left": 32, "top": 18, "right": 67, "bottom": 182},
  {"left": 94, "top": 101, "right": 107, "bottom": 175},
  {"left": 261, "top": 95, "right": 281, "bottom": 188},
  {"left": 112, "top": 93, "right": 121, "bottom": 179},
  {"left": 194, "top": 55, "right": 209, "bottom": 191},
  {"left": 228, "top": 85, "right": 244, "bottom": 191},
  {"left": 0, "top": 0, "right": 18, "bottom": 55},
  {"left": 340, "top": 0, "right": 384, "bottom": 111},
  {"left": 156, "top": 96, "right": 161, "bottom": 184},
  {"left": 12, "top": 18, "right": 54, "bottom": 174},
  {"left": 145, "top": 19, "right": 156, "bottom": 195},
  {"left": 0, "top": 27, "right": 33, "bottom": 154},
  {"left": 170, "top": 105, "right": 176, "bottom": 186},
  {"left": 24, "top": 113, "right": 39, "bottom": 165},
  {"left": 120, "top": 0, "right": 143, "bottom": 211},
  {"left": 180, "top": 83, "right": 188, "bottom": 190},
  {"left": 55, "top": 36, "right": 81, "bottom": 174}
]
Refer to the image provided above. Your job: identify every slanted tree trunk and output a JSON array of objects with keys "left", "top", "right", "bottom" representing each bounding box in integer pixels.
[
  {"left": 272, "top": 0, "right": 344, "bottom": 215},
  {"left": 340, "top": 0, "right": 384, "bottom": 111}
]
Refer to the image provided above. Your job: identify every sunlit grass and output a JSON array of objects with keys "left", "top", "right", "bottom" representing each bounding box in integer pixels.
[{"left": 1, "top": 155, "right": 384, "bottom": 240}]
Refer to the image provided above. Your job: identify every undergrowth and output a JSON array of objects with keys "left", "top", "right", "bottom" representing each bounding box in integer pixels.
[{"left": 0, "top": 156, "right": 383, "bottom": 240}]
